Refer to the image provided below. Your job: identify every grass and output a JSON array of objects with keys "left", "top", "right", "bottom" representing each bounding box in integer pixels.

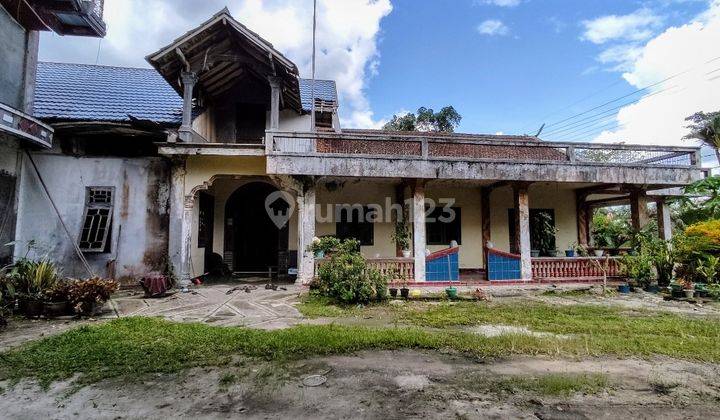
[
  {"left": 218, "top": 373, "right": 238, "bottom": 387},
  {"left": 464, "top": 373, "right": 610, "bottom": 397}
]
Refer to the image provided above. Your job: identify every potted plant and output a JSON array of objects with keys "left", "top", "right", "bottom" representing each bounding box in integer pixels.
[
  {"left": 535, "top": 212, "right": 558, "bottom": 257},
  {"left": 681, "top": 279, "right": 695, "bottom": 299},
  {"left": 43, "top": 281, "right": 71, "bottom": 317},
  {"left": 309, "top": 236, "right": 340, "bottom": 259},
  {"left": 565, "top": 243, "right": 577, "bottom": 258},
  {"left": 392, "top": 221, "right": 412, "bottom": 258},
  {"left": 389, "top": 285, "right": 398, "bottom": 298},
  {"left": 400, "top": 278, "right": 410, "bottom": 299},
  {"left": 8, "top": 259, "right": 58, "bottom": 319},
  {"left": 68, "top": 277, "right": 119, "bottom": 316},
  {"left": 445, "top": 286, "right": 458, "bottom": 300},
  {"left": 594, "top": 249, "right": 605, "bottom": 257}
]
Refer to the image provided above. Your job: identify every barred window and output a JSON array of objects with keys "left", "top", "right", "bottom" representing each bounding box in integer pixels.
[{"left": 79, "top": 187, "right": 114, "bottom": 252}]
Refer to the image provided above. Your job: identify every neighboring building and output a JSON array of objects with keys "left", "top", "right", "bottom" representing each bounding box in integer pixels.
[
  {"left": 0, "top": 0, "right": 105, "bottom": 265},
  {"left": 18, "top": 9, "right": 705, "bottom": 285}
]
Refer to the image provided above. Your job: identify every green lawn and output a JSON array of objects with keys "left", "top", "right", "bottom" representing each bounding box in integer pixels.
[{"left": 2, "top": 298, "right": 720, "bottom": 387}]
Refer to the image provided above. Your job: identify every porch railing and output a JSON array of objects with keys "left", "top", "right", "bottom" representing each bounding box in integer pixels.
[
  {"left": 267, "top": 131, "right": 701, "bottom": 169},
  {"left": 532, "top": 257, "right": 623, "bottom": 280},
  {"left": 315, "top": 257, "right": 414, "bottom": 281}
]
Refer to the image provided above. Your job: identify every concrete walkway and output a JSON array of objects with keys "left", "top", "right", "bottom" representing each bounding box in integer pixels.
[{"left": 111, "top": 282, "right": 304, "bottom": 329}]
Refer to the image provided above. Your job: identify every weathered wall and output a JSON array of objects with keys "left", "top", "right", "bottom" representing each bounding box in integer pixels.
[
  {"left": 15, "top": 152, "right": 170, "bottom": 282},
  {"left": 0, "top": 140, "right": 20, "bottom": 265},
  {"left": 0, "top": 6, "right": 27, "bottom": 110}
]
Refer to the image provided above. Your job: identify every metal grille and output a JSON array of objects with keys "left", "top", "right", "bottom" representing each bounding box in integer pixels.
[
  {"left": 574, "top": 148, "right": 694, "bottom": 167},
  {"left": 79, "top": 187, "right": 114, "bottom": 252}
]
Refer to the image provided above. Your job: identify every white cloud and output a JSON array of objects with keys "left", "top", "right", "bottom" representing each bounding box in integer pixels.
[
  {"left": 477, "top": 19, "right": 510, "bottom": 36},
  {"left": 38, "top": 0, "right": 392, "bottom": 128},
  {"left": 581, "top": 8, "right": 664, "bottom": 44},
  {"left": 593, "top": 1, "right": 720, "bottom": 146},
  {"left": 596, "top": 44, "right": 644, "bottom": 71},
  {"left": 474, "top": 0, "right": 522, "bottom": 7}
]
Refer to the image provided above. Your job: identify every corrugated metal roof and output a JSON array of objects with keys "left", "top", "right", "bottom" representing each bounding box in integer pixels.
[{"left": 34, "top": 62, "right": 338, "bottom": 124}]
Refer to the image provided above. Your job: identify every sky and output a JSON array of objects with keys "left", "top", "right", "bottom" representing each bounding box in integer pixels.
[{"left": 39, "top": 0, "right": 720, "bottom": 150}]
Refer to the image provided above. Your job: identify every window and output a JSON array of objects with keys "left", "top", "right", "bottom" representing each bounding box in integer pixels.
[
  {"left": 426, "top": 207, "right": 462, "bottom": 246},
  {"left": 79, "top": 187, "right": 114, "bottom": 253},
  {"left": 507, "top": 208, "right": 556, "bottom": 254},
  {"left": 336, "top": 205, "right": 374, "bottom": 246}
]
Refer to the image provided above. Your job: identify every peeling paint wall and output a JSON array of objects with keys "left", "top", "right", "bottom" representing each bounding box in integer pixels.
[
  {"left": 0, "top": 140, "right": 20, "bottom": 265},
  {"left": 15, "top": 152, "right": 170, "bottom": 283}
]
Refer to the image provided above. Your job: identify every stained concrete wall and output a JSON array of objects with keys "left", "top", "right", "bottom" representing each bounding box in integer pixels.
[
  {"left": 0, "top": 140, "right": 20, "bottom": 265},
  {"left": 0, "top": 6, "right": 27, "bottom": 110},
  {"left": 15, "top": 152, "right": 170, "bottom": 283}
]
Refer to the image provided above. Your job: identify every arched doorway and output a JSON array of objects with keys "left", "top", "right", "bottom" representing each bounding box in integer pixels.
[{"left": 224, "top": 182, "right": 289, "bottom": 277}]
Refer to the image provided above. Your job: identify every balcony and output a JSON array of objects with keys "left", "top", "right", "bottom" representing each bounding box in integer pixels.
[
  {"left": 0, "top": 102, "right": 53, "bottom": 148},
  {"left": 265, "top": 131, "right": 705, "bottom": 186}
]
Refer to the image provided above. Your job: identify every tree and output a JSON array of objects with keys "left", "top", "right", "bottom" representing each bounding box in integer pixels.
[
  {"left": 383, "top": 106, "right": 462, "bottom": 132},
  {"left": 683, "top": 111, "right": 720, "bottom": 164}
]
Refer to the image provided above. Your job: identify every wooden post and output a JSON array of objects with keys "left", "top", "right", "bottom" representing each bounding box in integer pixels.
[
  {"left": 412, "top": 180, "right": 426, "bottom": 282},
  {"left": 481, "top": 187, "right": 491, "bottom": 269},
  {"left": 268, "top": 76, "right": 282, "bottom": 131},
  {"left": 513, "top": 183, "right": 532, "bottom": 280},
  {"left": 630, "top": 189, "right": 650, "bottom": 232},
  {"left": 178, "top": 71, "right": 198, "bottom": 142},
  {"left": 576, "top": 191, "right": 590, "bottom": 247},
  {"left": 657, "top": 198, "right": 673, "bottom": 241}
]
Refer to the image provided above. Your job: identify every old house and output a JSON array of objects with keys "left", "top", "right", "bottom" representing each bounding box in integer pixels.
[
  {"left": 0, "top": 0, "right": 106, "bottom": 266},
  {"left": 11, "top": 9, "right": 706, "bottom": 286}
]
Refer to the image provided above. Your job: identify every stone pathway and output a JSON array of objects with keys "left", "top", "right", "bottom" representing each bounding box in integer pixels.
[{"left": 111, "top": 281, "right": 304, "bottom": 329}]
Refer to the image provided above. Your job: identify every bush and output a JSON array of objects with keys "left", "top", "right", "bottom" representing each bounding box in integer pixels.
[
  {"left": 7, "top": 259, "right": 59, "bottom": 300},
  {"left": 685, "top": 219, "right": 720, "bottom": 247},
  {"left": 68, "top": 277, "right": 118, "bottom": 315},
  {"left": 312, "top": 238, "right": 388, "bottom": 304},
  {"left": 673, "top": 221, "right": 720, "bottom": 285}
]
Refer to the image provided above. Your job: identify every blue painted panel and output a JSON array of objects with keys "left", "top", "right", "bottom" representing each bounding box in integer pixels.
[
  {"left": 425, "top": 251, "right": 459, "bottom": 282},
  {"left": 488, "top": 252, "right": 521, "bottom": 281}
]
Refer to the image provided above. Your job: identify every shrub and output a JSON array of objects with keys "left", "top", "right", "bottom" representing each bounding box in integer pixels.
[
  {"left": 7, "top": 259, "right": 59, "bottom": 300},
  {"left": 68, "top": 277, "right": 118, "bottom": 315},
  {"left": 685, "top": 219, "right": 720, "bottom": 247},
  {"left": 312, "top": 238, "right": 388, "bottom": 304},
  {"left": 309, "top": 236, "right": 341, "bottom": 255}
]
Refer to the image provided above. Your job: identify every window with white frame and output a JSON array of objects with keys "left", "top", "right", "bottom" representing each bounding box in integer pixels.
[{"left": 78, "top": 187, "right": 114, "bottom": 252}]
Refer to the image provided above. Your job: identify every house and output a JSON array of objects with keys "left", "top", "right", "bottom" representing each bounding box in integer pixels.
[
  {"left": 0, "top": 0, "right": 106, "bottom": 265},
  {"left": 14, "top": 9, "right": 705, "bottom": 286}
]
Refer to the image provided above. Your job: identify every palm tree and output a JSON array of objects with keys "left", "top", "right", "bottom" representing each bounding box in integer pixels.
[{"left": 684, "top": 111, "right": 720, "bottom": 164}]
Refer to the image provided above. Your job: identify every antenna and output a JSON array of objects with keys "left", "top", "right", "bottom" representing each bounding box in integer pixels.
[{"left": 310, "top": 0, "right": 317, "bottom": 131}]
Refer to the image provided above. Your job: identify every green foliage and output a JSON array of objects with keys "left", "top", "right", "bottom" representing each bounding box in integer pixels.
[
  {"left": 465, "top": 373, "right": 610, "bottom": 397},
  {"left": 308, "top": 236, "right": 341, "bottom": 254},
  {"left": 673, "top": 221, "right": 720, "bottom": 285},
  {"left": 392, "top": 221, "right": 411, "bottom": 250},
  {"left": 683, "top": 111, "right": 720, "bottom": 152},
  {"left": 591, "top": 209, "right": 632, "bottom": 248},
  {"left": 7, "top": 259, "right": 59, "bottom": 300},
  {"left": 533, "top": 211, "right": 558, "bottom": 253},
  {"left": 312, "top": 238, "right": 388, "bottom": 304},
  {"left": 383, "top": 106, "right": 462, "bottom": 132},
  {"left": 676, "top": 177, "right": 720, "bottom": 226}
]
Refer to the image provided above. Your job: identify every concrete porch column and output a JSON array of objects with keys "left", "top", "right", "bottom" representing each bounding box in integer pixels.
[
  {"left": 268, "top": 76, "right": 282, "bottom": 131},
  {"left": 169, "top": 160, "right": 190, "bottom": 287},
  {"left": 630, "top": 189, "right": 650, "bottom": 232},
  {"left": 656, "top": 198, "right": 673, "bottom": 241},
  {"left": 513, "top": 183, "right": 532, "bottom": 280},
  {"left": 480, "top": 187, "right": 491, "bottom": 269},
  {"left": 178, "top": 71, "right": 198, "bottom": 142},
  {"left": 412, "top": 180, "right": 426, "bottom": 282},
  {"left": 297, "top": 182, "right": 316, "bottom": 284}
]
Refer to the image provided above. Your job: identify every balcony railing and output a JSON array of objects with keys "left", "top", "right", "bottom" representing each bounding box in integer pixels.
[
  {"left": 267, "top": 131, "right": 702, "bottom": 169},
  {"left": 315, "top": 257, "right": 414, "bottom": 282},
  {"left": 532, "top": 257, "right": 623, "bottom": 280},
  {"left": 0, "top": 103, "right": 53, "bottom": 148}
]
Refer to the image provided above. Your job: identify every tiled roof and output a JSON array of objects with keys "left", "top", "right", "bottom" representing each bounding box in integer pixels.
[
  {"left": 299, "top": 79, "right": 338, "bottom": 110},
  {"left": 34, "top": 62, "right": 338, "bottom": 125},
  {"left": 35, "top": 62, "right": 183, "bottom": 124}
]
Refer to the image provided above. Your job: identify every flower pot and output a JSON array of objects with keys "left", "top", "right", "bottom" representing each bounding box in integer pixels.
[
  {"left": 546, "top": 250, "right": 558, "bottom": 257},
  {"left": 617, "top": 284, "right": 631, "bottom": 294},
  {"left": 389, "top": 288, "right": 398, "bottom": 298},
  {"left": 22, "top": 298, "right": 44, "bottom": 319},
  {"left": 531, "top": 250, "right": 541, "bottom": 258},
  {"left": 445, "top": 287, "right": 458, "bottom": 300},
  {"left": 75, "top": 301, "right": 105, "bottom": 317},
  {"left": 44, "top": 301, "right": 70, "bottom": 317},
  {"left": 594, "top": 250, "right": 605, "bottom": 257},
  {"left": 565, "top": 250, "right": 575, "bottom": 257},
  {"left": 684, "top": 290, "right": 695, "bottom": 299},
  {"left": 314, "top": 250, "right": 325, "bottom": 259},
  {"left": 402, "top": 250, "right": 412, "bottom": 258},
  {"left": 400, "top": 288, "right": 410, "bottom": 299}
]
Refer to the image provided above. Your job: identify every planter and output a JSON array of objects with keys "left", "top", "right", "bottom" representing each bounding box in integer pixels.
[
  {"left": 22, "top": 298, "right": 44, "bottom": 319},
  {"left": 546, "top": 250, "right": 558, "bottom": 257},
  {"left": 314, "top": 250, "right": 325, "bottom": 259},
  {"left": 74, "top": 301, "right": 105, "bottom": 317},
  {"left": 402, "top": 250, "right": 412, "bottom": 258},
  {"left": 684, "top": 290, "right": 695, "bottom": 299},
  {"left": 565, "top": 250, "right": 576, "bottom": 257},
  {"left": 644, "top": 285, "right": 660, "bottom": 294},
  {"left": 389, "top": 288, "right": 398, "bottom": 298},
  {"left": 400, "top": 288, "right": 410, "bottom": 299},
  {"left": 445, "top": 287, "right": 458, "bottom": 300},
  {"left": 531, "top": 250, "right": 541, "bottom": 258},
  {"left": 44, "top": 301, "right": 70, "bottom": 317},
  {"left": 617, "top": 284, "right": 631, "bottom": 294},
  {"left": 594, "top": 250, "right": 605, "bottom": 257}
]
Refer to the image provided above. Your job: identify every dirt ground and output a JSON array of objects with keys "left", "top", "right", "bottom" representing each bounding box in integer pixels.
[{"left": 1, "top": 349, "right": 719, "bottom": 419}]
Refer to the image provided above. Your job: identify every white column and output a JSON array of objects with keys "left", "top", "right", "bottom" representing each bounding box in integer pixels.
[
  {"left": 178, "top": 71, "right": 198, "bottom": 142},
  {"left": 297, "top": 183, "right": 316, "bottom": 284},
  {"left": 178, "top": 196, "right": 194, "bottom": 288},
  {"left": 412, "top": 181, "right": 426, "bottom": 282},
  {"left": 168, "top": 161, "right": 187, "bottom": 286},
  {"left": 268, "top": 76, "right": 281, "bottom": 131},
  {"left": 657, "top": 198, "right": 673, "bottom": 241},
  {"left": 514, "top": 184, "right": 532, "bottom": 280}
]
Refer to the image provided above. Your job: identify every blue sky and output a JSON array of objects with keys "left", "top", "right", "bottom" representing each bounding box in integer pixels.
[
  {"left": 366, "top": 0, "right": 709, "bottom": 137},
  {"left": 39, "top": 0, "right": 719, "bottom": 147}
]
